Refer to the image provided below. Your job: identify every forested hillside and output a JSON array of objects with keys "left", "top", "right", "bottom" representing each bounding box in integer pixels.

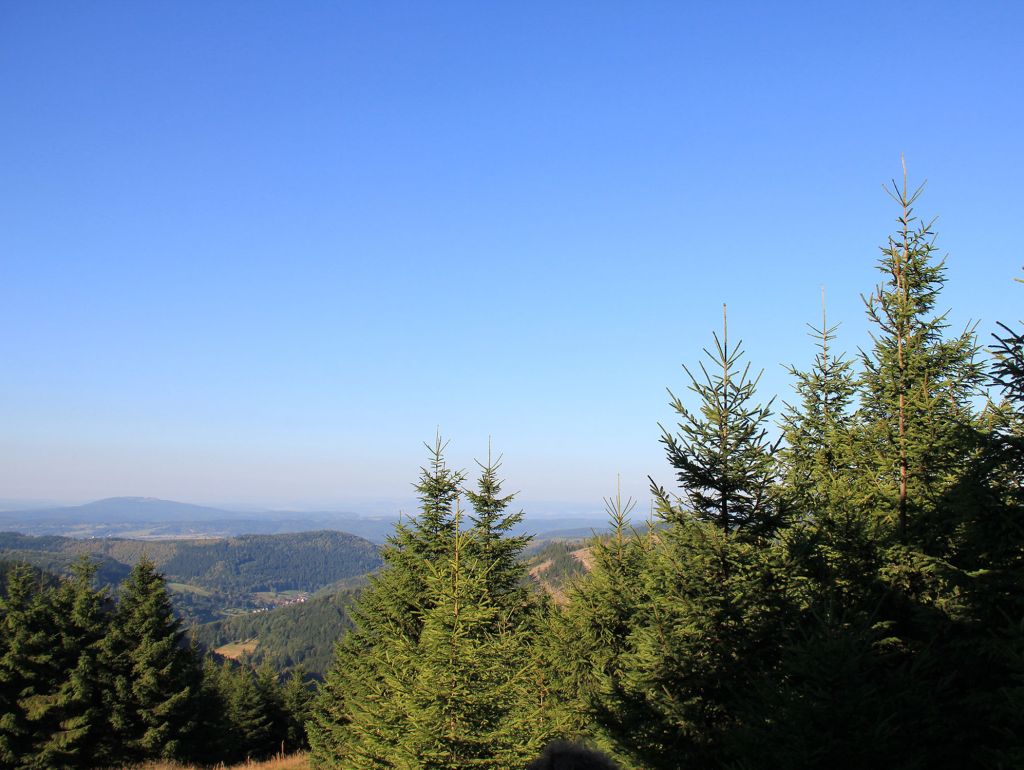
[
  {"left": 194, "top": 588, "right": 359, "bottom": 677},
  {"left": 194, "top": 540, "right": 593, "bottom": 678},
  {"left": 0, "top": 530, "right": 381, "bottom": 622}
]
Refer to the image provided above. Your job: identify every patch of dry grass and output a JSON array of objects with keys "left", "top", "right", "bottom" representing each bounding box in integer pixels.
[
  {"left": 213, "top": 638, "right": 259, "bottom": 659},
  {"left": 137, "top": 752, "right": 309, "bottom": 770}
]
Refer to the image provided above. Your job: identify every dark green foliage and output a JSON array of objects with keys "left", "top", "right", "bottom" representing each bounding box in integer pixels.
[
  {"left": 158, "top": 530, "right": 382, "bottom": 594},
  {"left": 0, "top": 560, "right": 111, "bottom": 770},
  {"left": 99, "top": 557, "right": 199, "bottom": 765},
  {"left": 0, "top": 555, "right": 312, "bottom": 768},
  {"left": 0, "top": 563, "right": 53, "bottom": 768},
  {"left": 310, "top": 438, "right": 563, "bottom": 769},
  {"left": 193, "top": 586, "right": 358, "bottom": 677},
  {"left": 656, "top": 306, "right": 779, "bottom": 537},
  {"left": 280, "top": 666, "right": 314, "bottom": 753},
  {"left": 558, "top": 169, "right": 1024, "bottom": 769},
  {"left": 465, "top": 445, "right": 532, "bottom": 604}
]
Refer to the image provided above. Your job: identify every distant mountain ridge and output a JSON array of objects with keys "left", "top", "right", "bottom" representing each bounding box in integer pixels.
[
  {"left": 0, "top": 495, "right": 612, "bottom": 542},
  {"left": 0, "top": 496, "right": 400, "bottom": 541}
]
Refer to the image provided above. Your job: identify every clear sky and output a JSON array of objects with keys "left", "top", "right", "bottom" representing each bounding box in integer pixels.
[{"left": 1, "top": 1, "right": 1021, "bottom": 513}]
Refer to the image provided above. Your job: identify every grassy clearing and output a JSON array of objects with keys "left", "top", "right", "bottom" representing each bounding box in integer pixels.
[
  {"left": 138, "top": 753, "right": 309, "bottom": 769},
  {"left": 214, "top": 638, "right": 259, "bottom": 659},
  {"left": 167, "top": 582, "right": 213, "bottom": 597}
]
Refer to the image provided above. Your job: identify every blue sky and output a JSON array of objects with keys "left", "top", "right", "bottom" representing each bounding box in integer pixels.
[{"left": 1, "top": 2, "right": 1021, "bottom": 513}]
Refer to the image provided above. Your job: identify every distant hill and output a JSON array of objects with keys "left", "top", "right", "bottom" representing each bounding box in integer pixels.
[
  {"left": 0, "top": 529, "right": 382, "bottom": 622},
  {"left": 0, "top": 496, "right": 401, "bottom": 541},
  {"left": 0, "top": 496, "right": 615, "bottom": 543}
]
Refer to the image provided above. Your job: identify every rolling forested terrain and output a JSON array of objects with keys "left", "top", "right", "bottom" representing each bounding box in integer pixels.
[
  {"left": 193, "top": 539, "right": 593, "bottom": 678},
  {"left": 0, "top": 530, "right": 381, "bottom": 622}
]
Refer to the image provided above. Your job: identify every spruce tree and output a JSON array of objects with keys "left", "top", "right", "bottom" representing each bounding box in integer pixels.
[
  {"left": 779, "top": 291, "right": 857, "bottom": 517},
  {"left": 26, "top": 560, "right": 110, "bottom": 770},
  {"left": 309, "top": 438, "right": 558, "bottom": 769},
  {"left": 0, "top": 564, "right": 54, "bottom": 769},
  {"left": 657, "top": 305, "right": 780, "bottom": 537},
  {"left": 464, "top": 442, "right": 530, "bottom": 603},
  {"left": 308, "top": 436, "right": 466, "bottom": 768},
  {"left": 280, "top": 666, "right": 313, "bottom": 754},
  {"left": 396, "top": 505, "right": 539, "bottom": 770},
  {"left": 99, "top": 557, "right": 200, "bottom": 765},
  {"left": 561, "top": 486, "right": 659, "bottom": 767},
  {"left": 857, "top": 164, "right": 983, "bottom": 547}
]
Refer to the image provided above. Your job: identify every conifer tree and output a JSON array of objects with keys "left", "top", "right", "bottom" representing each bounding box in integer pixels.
[
  {"left": 26, "top": 560, "right": 110, "bottom": 770},
  {"left": 396, "top": 504, "right": 539, "bottom": 769},
  {"left": 779, "top": 290, "right": 857, "bottom": 516},
  {"left": 309, "top": 438, "right": 558, "bottom": 769},
  {"left": 657, "top": 305, "right": 780, "bottom": 537},
  {"left": 280, "top": 666, "right": 313, "bottom": 754},
  {"left": 464, "top": 442, "right": 530, "bottom": 603},
  {"left": 857, "top": 163, "right": 983, "bottom": 547},
  {"left": 309, "top": 436, "right": 466, "bottom": 768},
  {"left": 99, "top": 557, "right": 200, "bottom": 765},
  {"left": 220, "top": 662, "right": 277, "bottom": 762},
  {"left": 561, "top": 485, "right": 659, "bottom": 767},
  {"left": 0, "top": 564, "right": 54, "bottom": 769}
]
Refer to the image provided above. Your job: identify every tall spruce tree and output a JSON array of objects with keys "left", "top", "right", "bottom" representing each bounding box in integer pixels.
[
  {"left": 857, "top": 163, "right": 983, "bottom": 547},
  {"left": 99, "top": 557, "right": 200, "bottom": 765},
  {"left": 395, "top": 504, "right": 540, "bottom": 769},
  {"left": 308, "top": 436, "right": 466, "bottom": 768}
]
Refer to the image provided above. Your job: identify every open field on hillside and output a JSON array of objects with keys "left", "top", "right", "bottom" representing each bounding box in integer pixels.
[{"left": 214, "top": 638, "right": 259, "bottom": 660}]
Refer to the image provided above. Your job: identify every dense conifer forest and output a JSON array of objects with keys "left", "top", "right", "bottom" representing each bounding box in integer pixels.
[{"left": 2, "top": 174, "right": 1022, "bottom": 768}]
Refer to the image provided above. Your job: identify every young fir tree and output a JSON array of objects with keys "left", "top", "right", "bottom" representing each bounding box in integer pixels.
[
  {"left": 99, "top": 557, "right": 200, "bottom": 765},
  {"left": 309, "top": 438, "right": 558, "bottom": 769},
  {"left": 561, "top": 485, "right": 661, "bottom": 768},
  {"left": 308, "top": 437, "right": 466, "bottom": 768},
  {"left": 395, "top": 503, "right": 541, "bottom": 770},
  {"left": 657, "top": 305, "right": 780, "bottom": 538},
  {"left": 219, "top": 662, "right": 277, "bottom": 763},
  {"left": 779, "top": 291, "right": 857, "bottom": 517},
  {"left": 464, "top": 441, "right": 530, "bottom": 604},
  {"left": 280, "top": 666, "right": 313, "bottom": 754}
]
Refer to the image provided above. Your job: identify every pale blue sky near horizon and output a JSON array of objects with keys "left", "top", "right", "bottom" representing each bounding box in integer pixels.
[{"left": 1, "top": 2, "right": 1022, "bottom": 514}]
